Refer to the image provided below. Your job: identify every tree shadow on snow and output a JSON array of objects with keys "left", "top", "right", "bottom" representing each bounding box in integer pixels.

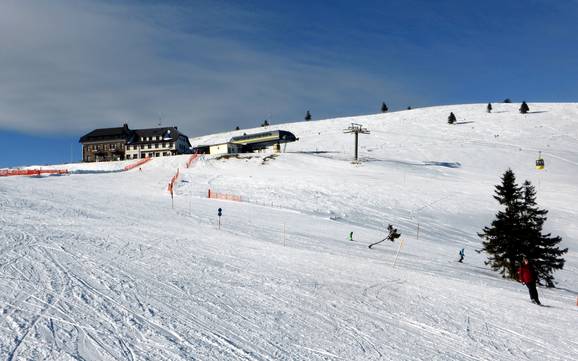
[
  {"left": 293, "top": 150, "right": 340, "bottom": 154},
  {"left": 454, "top": 121, "right": 475, "bottom": 125},
  {"left": 422, "top": 161, "right": 462, "bottom": 168},
  {"left": 555, "top": 286, "right": 578, "bottom": 296},
  {"left": 366, "top": 158, "right": 461, "bottom": 168}
]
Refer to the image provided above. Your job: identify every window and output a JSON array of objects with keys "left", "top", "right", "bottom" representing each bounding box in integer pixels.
[
  {"left": 155, "top": 143, "right": 159, "bottom": 149},
  {"left": 155, "top": 152, "right": 160, "bottom": 157},
  {"left": 148, "top": 144, "right": 152, "bottom": 149}
]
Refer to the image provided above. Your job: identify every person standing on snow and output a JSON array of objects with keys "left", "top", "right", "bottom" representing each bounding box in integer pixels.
[
  {"left": 517, "top": 257, "right": 541, "bottom": 305},
  {"left": 458, "top": 248, "right": 465, "bottom": 263},
  {"left": 349, "top": 231, "right": 354, "bottom": 241}
]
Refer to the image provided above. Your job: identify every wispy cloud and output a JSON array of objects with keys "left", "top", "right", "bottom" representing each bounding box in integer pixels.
[{"left": 0, "top": 0, "right": 420, "bottom": 137}]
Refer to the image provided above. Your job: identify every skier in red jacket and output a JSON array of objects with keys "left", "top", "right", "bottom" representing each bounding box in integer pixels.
[{"left": 517, "top": 257, "right": 541, "bottom": 305}]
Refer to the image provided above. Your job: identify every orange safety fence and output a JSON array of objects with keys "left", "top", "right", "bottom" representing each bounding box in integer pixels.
[
  {"left": 207, "top": 189, "right": 241, "bottom": 202},
  {"left": 167, "top": 168, "right": 180, "bottom": 195},
  {"left": 124, "top": 157, "right": 152, "bottom": 171},
  {"left": 186, "top": 153, "right": 200, "bottom": 168},
  {"left": 0, "top": 169, "right": 69, "bottom": 177}
]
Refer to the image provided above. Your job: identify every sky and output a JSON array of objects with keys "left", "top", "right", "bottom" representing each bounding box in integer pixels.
[{"left": 1, "top": 0, "right": 578, "bottom": 167}]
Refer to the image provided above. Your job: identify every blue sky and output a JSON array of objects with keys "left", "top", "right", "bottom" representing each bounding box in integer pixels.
[{"left": 1, "top": 0, "right": 578, "bottom": 167}]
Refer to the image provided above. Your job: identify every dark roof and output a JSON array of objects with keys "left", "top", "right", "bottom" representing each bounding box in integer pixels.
[
  {"left": 79, "top": 124, "right": 191, "bottom": 146},
  {"left": 129, "top": 127, "right": 190, "bottom": 145},
  {"left": 79, "top": 124, "right": 131, "bottom": 143},
  {"left": 133, "top": 127, "right": 179, "bottom": 140},
  {"left": 229, "top": 130, "right": 297, "bottom": 145}
]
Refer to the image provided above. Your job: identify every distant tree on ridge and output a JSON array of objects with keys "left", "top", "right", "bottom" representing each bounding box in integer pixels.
[
  {"left": 519, "top": 101, "right": 530, "bottom": 114},
  {"left": 381, "top": 102, "right": 389, "bottom": 113},
  {"left": 448, "top": 112, "right": 457, "bottom": 124}
]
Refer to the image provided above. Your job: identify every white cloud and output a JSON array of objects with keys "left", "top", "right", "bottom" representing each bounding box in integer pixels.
[{"left": 0, "top": 0, "right": 422, "bottom": 137}]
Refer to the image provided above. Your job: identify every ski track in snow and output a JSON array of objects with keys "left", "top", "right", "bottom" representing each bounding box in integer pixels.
[{"left": 1, "top": 103, "right": 578, "bottom": 360}]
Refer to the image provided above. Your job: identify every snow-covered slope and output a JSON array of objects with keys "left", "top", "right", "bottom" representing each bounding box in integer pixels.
[{"left": 1, "top": 103, "right": 577, "bottom": 360}]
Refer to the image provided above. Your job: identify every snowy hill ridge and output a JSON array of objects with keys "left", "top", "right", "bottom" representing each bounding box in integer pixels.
[{"left": 1, "top": 103, "right": 577, "bottom": 360}]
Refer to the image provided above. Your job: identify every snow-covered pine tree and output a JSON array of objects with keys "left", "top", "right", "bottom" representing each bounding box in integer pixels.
[
  {"left": 305, "top": 111, "right": 312, "bottom": 121},
  {"left": 381, "top": 102, "right": 389, "bottom": 113},
  {"left": 519, "top": 181, "right": 567, "bottom": 287},
  {"left": 487, "top": 103, "right": 492, "bottom": 113},
  {"left": 519, "top": 101, "right": 530, "bottom": 114},
  {"left": 448, "top": 112, "right": 457, "bottom": 124},
  {"left": 478, "top": 169, "right": 525, "bottom": 278}
]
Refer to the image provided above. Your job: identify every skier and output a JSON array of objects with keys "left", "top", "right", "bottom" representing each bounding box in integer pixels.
[
  {"left": 369, "top": 224, "right": 401, "bottom": 249},
  {"left": 517, "top": 257, "right": 541, "bottom": 305},
  {"left": 458, "top": 248, "right": 465, "bottom": 263},
  {"left": 349, "top": 231, "right": 354, "bottom": 241}
]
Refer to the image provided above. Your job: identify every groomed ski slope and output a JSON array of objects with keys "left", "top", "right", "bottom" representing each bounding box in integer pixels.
[{"left": 1, "top": 103, "right": 577, "bottom": 360}]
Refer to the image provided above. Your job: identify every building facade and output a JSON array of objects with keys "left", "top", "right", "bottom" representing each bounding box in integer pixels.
[
  {"left": 208, "top": 143, "right": 242, "bottom": 155},
  {"left": 124, "top": 127, "right": 192, "bottom": 159},
  {"left": 79, "top": 124, "right": 132, "bottom": 162},
  {"left": 79, "top": 124, "right": 192, "bottom": 162},
  {"left": 192, "top": 130, "right": 298, "bottom": 156}
]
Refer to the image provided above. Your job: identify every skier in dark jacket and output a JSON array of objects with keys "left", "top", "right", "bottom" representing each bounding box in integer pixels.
[
  {"left": 517, "top": 257, "right": 541, "bottom": 305},
  {"left": 369, "top": 224, "right": 401, "bottom": 249},
  {"left": 458, "top": 248, "right": 465, "bottom": 263}
]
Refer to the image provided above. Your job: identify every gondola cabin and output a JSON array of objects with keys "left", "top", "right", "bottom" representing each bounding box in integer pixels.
[
  {"left": 535, "top": 151, "right": 545, "bottom": 170},
  {"left": 535, "top": 158, "right": 545, "bottom": 170}
]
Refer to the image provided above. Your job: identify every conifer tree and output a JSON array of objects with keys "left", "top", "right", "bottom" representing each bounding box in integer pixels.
[
  {"left": 478, "top": 169, "right": 525, "bottom": 278},
  {"left": 381, "top": 102, "right": 389, "bottom": 113},
  {"left": 487, "top": 103, "right": 492, "bottom": 113},
  {"left": 448, "top": 112, "right": 457, "bottom": 124},
  {"left": 305, "top": 111, "right": 312, "bottom": 121},
  {"left": 519, "top": 101, "right": 530, "bottom": 114},
  {"left": 407, "top": 106, "right": 412, "bottom": 110},
  {"left": 235, "top": 126, "right": 240, "bottom": 131},
  {"left": 519, "top": 181, "right": 567, "bottom": 287},
  {"left": 503, "top": 98, "right": 512, "bottom": 103},
  {"left": 261, "top": 120, "right": 269, "bottom": 127}
]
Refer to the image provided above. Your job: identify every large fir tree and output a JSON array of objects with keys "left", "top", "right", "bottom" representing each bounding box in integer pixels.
[
  {"left": 519, "top": 181, "right": 567, "bottom": 287},
  {"left": 479, "top": 171, "right": 567, "bottom": 284},
  {"left": 478, "top": 169, "right": 525, "bottom": 278}
]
